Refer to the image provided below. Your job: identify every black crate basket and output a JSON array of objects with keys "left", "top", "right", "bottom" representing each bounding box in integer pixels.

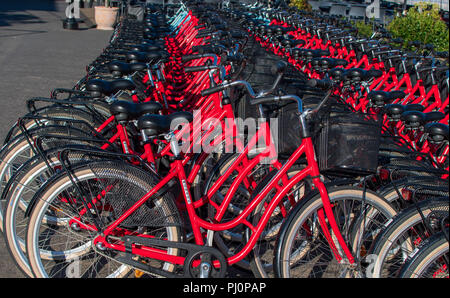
[
  {"left": 274, "top": 96, "right": 352, "bottom": 158},
  {"left": 316, "top": 110, "right": 382, "bottom": 176}
]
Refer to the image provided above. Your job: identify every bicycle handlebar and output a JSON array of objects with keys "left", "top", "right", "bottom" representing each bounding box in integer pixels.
[
  {"left": 182, "top": 53, "right": 219, "bottom": 65},
  {"left": 200, "top": 60, "right": 287, "bottom": 97},
  {"left": 306, "top": 78, "right": 333, "bottom": 90},
  {"left": 200, "top": 83, "right": 227, "bottom": 96},
  {"left": 181, "top": 53, "right": 210, "bottom": 63},
  {"left": 184, "top": 65, "right": 218, "bottom": 72},
  {"left": 418, "top": 65, "right": 449, "bottom": 73},
  {"left": 249, "top": 95, "right": 303, "bottom": 110}
]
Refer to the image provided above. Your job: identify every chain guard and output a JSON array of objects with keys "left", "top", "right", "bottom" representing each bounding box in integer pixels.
[{"left": 112, "top": 235, "right": 227, "bottom": 278}]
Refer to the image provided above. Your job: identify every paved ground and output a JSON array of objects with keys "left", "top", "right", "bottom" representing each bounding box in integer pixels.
[{"left": 0, "top": 0, "right": 111, "bottom": 278}]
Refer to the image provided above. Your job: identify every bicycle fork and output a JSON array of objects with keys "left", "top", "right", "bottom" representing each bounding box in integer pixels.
[{"left": 314, "top": 179, "right": 356, "bottom": 265}]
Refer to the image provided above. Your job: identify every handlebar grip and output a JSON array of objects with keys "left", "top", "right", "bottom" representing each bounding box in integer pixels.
[
  {"left": 318, "top": 49, "right": 330, "bottom": 56},
  {"left": 197, "top": 28, "right": 213, "bottom": 35},
  {"left": 196, "top": 32, "right": 213, "bottom": 39},
  {"left": 200, "top": 85, "right": 226, "bottom": 97},
  {"left": 250, "top": 95, "right": 302, "bottom": 106},
  {"left": 418, "top": 65, "right": 449, "bottom": 73},
  {"left": 271, "top": 60, "right": 288, "bottom": 75},
  {"left": 185, "top": 65, "right": 212, "bottom": 72},
  {"left": 196, "top": 28, "right": 214, "bottom": 38},
  {"left": 306, "top": 78, "right": 333, "bottom": 90},
  {"left": 283, "top": 26, "right": 296, "bottom": 33},
  {"left": 250, "top": 96, "right": 279, "bottom": 105},
  {"left": 293, "top": 39, "right": 306, "bottom": 46},
  {"left": 230, "top": 30, "right": 247, "bottom": 39},
  {"left": 214, "top": 24, "right": 228, "bottom": 31},
  {"left": 417, "top": 66, "right": 435, "bottom": 73},
  {"left": 335, "top": 59, "right": 348, "bottom": 66},
  {"left": 223, "top": 53, "right": 244, "bottom": 63},
  {"left": 373, "top": 51, "right": 389, "bottom": 56},
  {"left": 404, "top": 54, "right": 422, "bottom": 60},
  {"left": 181, "top": 54, "right": 208, "bottom": 63},
  {"left": 191, "top": 45, "right": 222, "bottom": 55},
  {"left": 367, "top": 68, "right": 383, "bottom": 78}
]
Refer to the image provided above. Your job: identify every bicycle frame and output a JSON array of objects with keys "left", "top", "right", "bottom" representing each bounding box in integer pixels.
[{"left": 81, "top": 101, "right": 356, "bottom": 270}]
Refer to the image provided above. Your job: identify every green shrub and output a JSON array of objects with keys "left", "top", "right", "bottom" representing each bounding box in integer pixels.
[
  {"left": 353, "top": 20, "right": 374, "bottom": 38},
  {"left": 387, "top": 2, "right": 449, "bottom": 52},
  {"left": 289, "top": 0, "right": 312, "bottom": 12}
]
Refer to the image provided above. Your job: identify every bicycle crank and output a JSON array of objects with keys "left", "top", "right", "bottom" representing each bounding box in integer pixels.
[{"left": 111, "top": 235, "right": 227, "bottom": 278}]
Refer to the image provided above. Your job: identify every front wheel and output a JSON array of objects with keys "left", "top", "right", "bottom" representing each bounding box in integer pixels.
[{"left": 274, "top": 186, "right": 397, "bottom": 278}]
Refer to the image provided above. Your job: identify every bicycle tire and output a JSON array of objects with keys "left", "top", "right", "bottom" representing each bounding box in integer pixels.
[
  {"left": 369, "top": 196, "right": 449, "bottom": 278},
  {"left": 3, "top": 104, "right": 110, "bottom": 145},
  {"left": 399, "top": 229, "right": 449, "bottom": 278},
  {"left": 0, "top": 125, "right": 100, "bottom": 230},
  {"left": 274, "top": 186, "right": 397, "bottom": 278},
  {"left": 25, "top": 160, "right": 182, "bottom": 278},
  {"left": 2, "top": 146, "right": 113, "bottom": 277}
]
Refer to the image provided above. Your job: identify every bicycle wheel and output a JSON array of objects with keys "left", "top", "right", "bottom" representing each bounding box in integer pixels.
[
  {"left": 2, "top": 146, "right": 110, "bottom": 277},
  {"left": 25, "top": 160, "right": 182, "bottom": 278},
  {"left": 369, "top": 197, "right": 449, "bottom": 278},
  {"left": 3, "top": 105, "right": 110, "bottom": 145},
  {"left": 399, "top": 229, "right": 449, "bottom": 278},
  {"left": 274, "top": 186, "right": 397, "bottom": 278},
  {"left": 0, "top": 126, "right": 103, "bottom": 230}
]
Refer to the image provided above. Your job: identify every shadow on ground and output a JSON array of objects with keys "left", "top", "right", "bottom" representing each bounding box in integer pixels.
[{"left": 0, "top": 0, "right": 59, "bottom": 27}]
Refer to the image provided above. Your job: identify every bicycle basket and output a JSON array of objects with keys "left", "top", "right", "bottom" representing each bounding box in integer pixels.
[
  {"left": 316, "top": 110, "right": 382, "bottom": 176},
  {"left": 274, "top": 101, "right": 303, "bottom": 158},
  {"left": 274, "top": 96, "right": 349, "bottom": 158}
]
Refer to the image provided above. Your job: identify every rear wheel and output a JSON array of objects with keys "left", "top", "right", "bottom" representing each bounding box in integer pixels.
[
  {"left": 25, "top": 161, "right": 182, "bottom": 278},
  {"left": 4, "top": 105, "right": 110, "bottom": 144},
  {"left": 369, "top": 197, "right": 449, "bottom": 278},
  {"left": 2, "top": 147, "right": 108, "bottom": 277},
  {"left": 0, "top": 126, "right": 105, "bottom": 231},
  {"left": 399, "top": 230, "right": 449, "bottom": 278}
]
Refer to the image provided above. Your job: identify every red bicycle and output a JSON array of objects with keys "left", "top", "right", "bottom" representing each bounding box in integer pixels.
[{"left": 24, "top": 76, "right": 397, "bottom": 278}]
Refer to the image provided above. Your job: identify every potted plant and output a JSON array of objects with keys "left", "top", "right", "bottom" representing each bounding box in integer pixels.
[{"left": 94, "top": 0, "right": 119, "bottom": 30}]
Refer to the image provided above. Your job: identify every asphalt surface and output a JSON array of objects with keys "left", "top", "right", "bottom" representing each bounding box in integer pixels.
[{"left": 0, "top": 0, "right": 112, "bottom": 278}]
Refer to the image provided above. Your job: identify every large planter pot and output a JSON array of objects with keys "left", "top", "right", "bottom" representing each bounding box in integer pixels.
[{"left": 94, "top": 6, "right": 119, "bottom": 30}]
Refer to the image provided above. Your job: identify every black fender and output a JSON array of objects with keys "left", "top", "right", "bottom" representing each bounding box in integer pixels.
[{"left": 24, "top": 155, "right": 170, "bottom": 219}]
